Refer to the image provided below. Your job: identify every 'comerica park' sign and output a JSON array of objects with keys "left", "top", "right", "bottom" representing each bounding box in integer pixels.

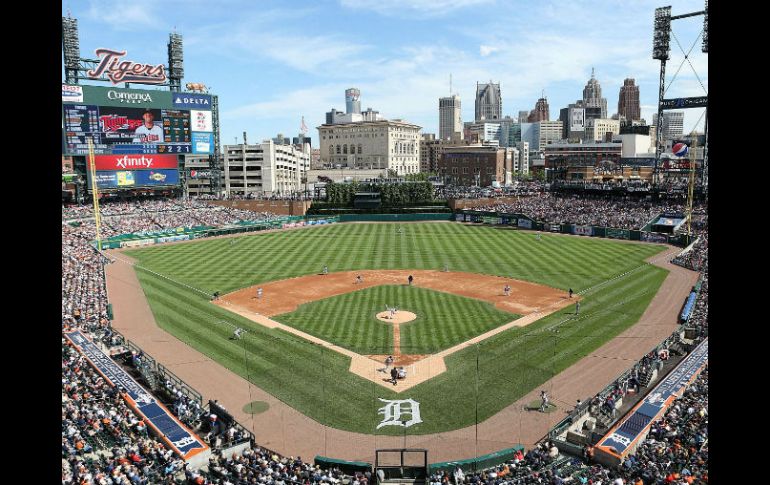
[{"left": 87, "top": 48, "right": 167, "bottom": 85}]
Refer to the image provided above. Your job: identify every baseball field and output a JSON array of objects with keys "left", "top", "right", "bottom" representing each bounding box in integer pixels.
[{"left": 124, "top": 222, "right": 668, "bottom": 435}]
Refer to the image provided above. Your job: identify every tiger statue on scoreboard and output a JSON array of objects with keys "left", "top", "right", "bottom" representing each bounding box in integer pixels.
[{"left": 185, "top": 82, "right": 209, "bottom": 93}]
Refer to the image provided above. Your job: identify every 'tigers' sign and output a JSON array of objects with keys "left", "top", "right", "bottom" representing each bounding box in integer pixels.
[{"left": 87, "top": 48, "right": 167, "bottom": 85}]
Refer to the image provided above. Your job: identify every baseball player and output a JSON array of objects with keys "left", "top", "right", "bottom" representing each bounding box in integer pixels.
[
  {"left": 504, "top": 284, "right": 511, "bottom": 297},
  {"left": 257, "top": 287, "right": 263, "bottom": 299},
  {"left": 569, "top": 288, "right": 574, "bottom": 298},
  {"left": 539, "top": 390, "right": 549, "bottom": 412},
  {"left": 323, "top": 265, "right": 328, "bottom": 275},
  {"left": 536, "top": 233, "right": 541, "bottom": 241},
  {"left": 356, "top": 274, "right": 363, "bottom": 284},
  {"left": 575, "top": 301, "right": 580, "bottom": 315},
  {"left": 232, "top": 327, "right": 243, "bottom": 340}
]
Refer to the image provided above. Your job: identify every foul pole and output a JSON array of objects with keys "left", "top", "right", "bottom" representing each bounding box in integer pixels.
[{"left": 88, "top": 138, "right": 102, "bottom": 249}]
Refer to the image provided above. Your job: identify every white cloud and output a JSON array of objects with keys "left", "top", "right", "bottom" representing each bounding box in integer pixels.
[
  {"left": 479, "top": 45, "right": 499, "bottom": 57},
  {"left": 339, "top": 0, "right": 494, "bottom": 16},
  {"left": 86, "top": 0, "right": 163, "bottom": 30}
]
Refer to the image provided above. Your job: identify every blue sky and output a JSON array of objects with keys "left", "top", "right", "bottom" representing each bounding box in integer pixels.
[{"left": 62, "top": 0, "right": 708, "bottom": 149}]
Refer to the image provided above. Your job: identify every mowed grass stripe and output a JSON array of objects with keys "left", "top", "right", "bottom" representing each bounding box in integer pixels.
[
  {"left": 126, "top": 223, "right": 669, "bottom": 434},
  {"left": 273, "top": 285, "right": 517, "bottom": 355}
]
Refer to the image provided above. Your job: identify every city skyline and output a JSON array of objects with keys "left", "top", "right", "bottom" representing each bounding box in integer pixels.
[{"left": 62, "top": 0, "right": 707, "bottom": 149}]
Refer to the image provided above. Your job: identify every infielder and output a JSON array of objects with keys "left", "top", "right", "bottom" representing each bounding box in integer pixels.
[{"left": 257, "top": 287, "right": 263, "bottom": 299}]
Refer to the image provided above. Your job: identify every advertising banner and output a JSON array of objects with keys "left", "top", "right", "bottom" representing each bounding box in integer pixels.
[
  {"left": 62, "top": 84, "right": 83, "bottom": 102},
  {"left": 135, "top": 169, "right": 180, "bottom": 186},
  {"left": 189, "top": 170, "right": 212, "bottom": 179},
  {"left": 596, "top": 340, "right": 708, "bottom": 458},
  {"left": 549, "top": 224, "right": 561, "bottom": 232},
  {"left": 641, "top": 232, "right": 668, "bottom": 243},
  {"left": 517, "top": 219, "right": 532, "bottom": 229},
  {"left": 172, "top": 93, "right": 212, "bottom": 110},
  {"left": 64, "top": 331, "right": 208, "bottom": 460},
  {"left": 89, "top": 169, "right": 179, "bottom": 188},
  {"left": 192, "top": 132, "right": 214, "bottom": 154},
  {"left": 455, "top": 214, "right": 465, "bottom": 222},
  {"left": 82, "top": 85, "right": 173, "bottom": 108},
  {"left": 482, "top": 216, "right": 500, "bottom": 225},
  {"left": 573, "top": 225, "right": 593, "bottom": 236},
  {"left": 606, "top": 228, "right": 631, "bottom": 240},
  {"left": 93, "top": 154, "right": 179, "bottom": 171},
  {"left": 191, "top": 110, "right": 213, "bottom": 132},
  {"left": 470, "top": 214, "right": 482, "bottom": 223}
]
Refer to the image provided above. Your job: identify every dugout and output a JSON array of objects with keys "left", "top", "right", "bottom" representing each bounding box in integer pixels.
[{"left": 354, "top": 192, "right": 382, "bottom": 209}]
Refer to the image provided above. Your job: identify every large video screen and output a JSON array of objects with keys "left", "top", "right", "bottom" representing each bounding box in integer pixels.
[{"left": 64, "top": 104, "right": 192, "bottom": 155}]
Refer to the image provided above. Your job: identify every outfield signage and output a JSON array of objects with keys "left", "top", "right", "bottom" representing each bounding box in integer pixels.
[
  {"left": 191, "top": 110, "right": 213, "bottom": 132},
  {"left": 62, "top": 84, "right": 83, "bottom": 102},
  {"left": 573, "top": 225, "right": 593, "bottom": 236},
  {"left": 93, "top": 154, "right": 179, "bottom": 171},
  {"left": 641, "top": 232, "right": 668, "bottom": 243},
  {"left": 517, "top": 219, "right": 532, "bottom": 229},
  {"left": 64, "top": 331, "right": 208, "bottom": 460},
  {"left": 596, "top": 339, "right": 708, "bottom": 458},
  {"left": 88, "top": 169, "right": 180, "bottom": 189},
  {"left": 606, "top": 228, "right": 630, "bottom": 240},
  {"left": 192, "top": 132, "right": 214, "bottom": 154},
  {"left": 81, "top": 85, "right": 173, "bottom": 108},
  {"left": 173, "top": 93, "right": 212, "bottom": 110},
  {"left": 455, "top": 214, "right": 465, "bottom": 222},
  {"left": 548, "top": 224, "right": 560, "bottom": 233}
]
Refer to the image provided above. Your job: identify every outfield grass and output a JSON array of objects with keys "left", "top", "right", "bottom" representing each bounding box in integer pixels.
[
  {"left": 273, "top": 285, "right": 519, "bottom": 354},
  {"left": 126, "top": 223, "right": 668, "bottom": 434}
]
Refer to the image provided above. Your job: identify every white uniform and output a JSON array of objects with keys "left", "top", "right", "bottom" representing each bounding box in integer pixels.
[{"left": 133, "top": 124, "right": 164, "bottom": 143}]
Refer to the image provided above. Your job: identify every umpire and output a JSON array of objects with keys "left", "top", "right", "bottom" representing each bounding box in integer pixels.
[{"left": 390, "top": 367, "right": 399, "bottom": 386}]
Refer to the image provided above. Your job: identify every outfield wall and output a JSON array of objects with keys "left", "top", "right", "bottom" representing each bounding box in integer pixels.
[{"left": 455, "top": 210, "right": 692, "bottom": 247}]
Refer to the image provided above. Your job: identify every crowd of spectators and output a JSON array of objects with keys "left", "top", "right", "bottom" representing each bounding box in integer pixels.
[
  {"left": 203, "top": 448, "right": 348, "bottom": 484},
  {"left": 469, "top": 193, "right": 692, "bottom": 230},
  {"left": 423, "top": 366, "right": 708, "bottom": 485},
  {"left": 63, "top": 199, "right": 277, "bottom": 238},
  {"left": 435, "top": 182, "right": 548, "bottom": 200},
  {"left": 61, "top": 198, "right": 294, "bottom": 484}
]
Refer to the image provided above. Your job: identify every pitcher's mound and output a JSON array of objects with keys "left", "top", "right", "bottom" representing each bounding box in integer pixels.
[{"left": 376, "top": 310, "right": 417, "bottom": 324}]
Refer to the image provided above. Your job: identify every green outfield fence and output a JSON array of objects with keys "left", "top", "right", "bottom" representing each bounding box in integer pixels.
[
  {"left": 339, "top": 213, "right": 454, "bottom": 222},
  {"left": 456, "top": 210, "right": 691, "bottom": 247}
]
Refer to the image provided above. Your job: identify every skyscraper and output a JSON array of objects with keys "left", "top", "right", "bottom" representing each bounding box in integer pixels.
[
  {"left": 582, "top": 68, "right": 608, "bottom": 119},
  {"left": 439, "top": 95, "right": 463, "bottom": 141},
  {"left": 518, "top": 111, "right": 529, "bottom": 123},
  {"left": 653, "top": 111, "right": 684, "bottom": 140},
  {"left": 345, "top": 88, "right": 361, "bottom": 114},
  {"left": 527, "top": 97, "right": 549, "bottom": 122},
  {"left": 475, "top": 81, "right": 502, "bottom": 121},
  {"left": 618, "top": 79, "right": 641, "bottom": 121}
]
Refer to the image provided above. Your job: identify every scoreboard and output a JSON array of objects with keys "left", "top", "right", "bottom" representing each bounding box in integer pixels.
[{"left": 62, "top": 85, "right": 213, "bottom": 157}]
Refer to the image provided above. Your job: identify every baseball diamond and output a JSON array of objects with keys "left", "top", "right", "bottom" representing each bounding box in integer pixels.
[{"left": 120, "top": 222, "right": 670, "bottom": 436}]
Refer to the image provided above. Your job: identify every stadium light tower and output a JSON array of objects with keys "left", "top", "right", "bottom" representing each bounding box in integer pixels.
[
  {"left": 652, "top": 6, "right": 672, "bottom": 184},
  {"left": 702, "top": 0, "right": 708, "bottom": 53}
]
